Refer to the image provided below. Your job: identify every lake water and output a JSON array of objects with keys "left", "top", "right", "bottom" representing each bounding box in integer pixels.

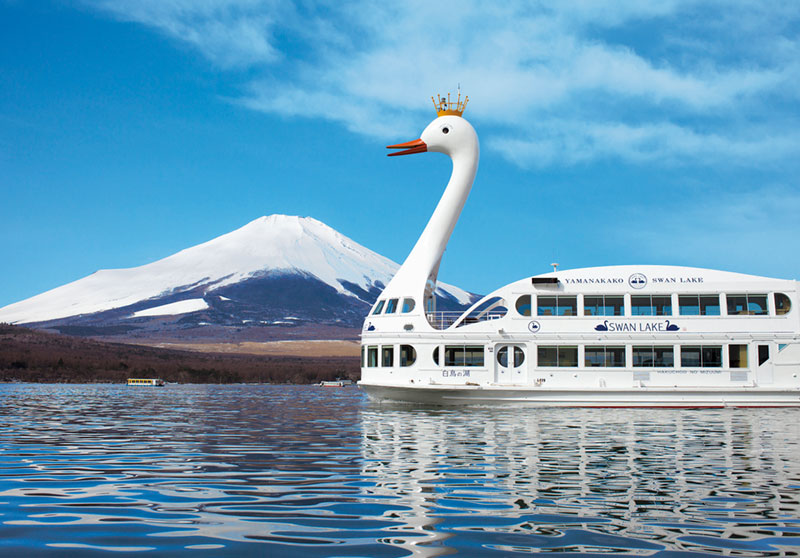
[{"left": 0, "top": 384, "right": 799, "bottom": 557}]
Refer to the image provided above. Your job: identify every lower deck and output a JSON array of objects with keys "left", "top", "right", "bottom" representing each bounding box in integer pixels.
[{"left": 359, "top": 338, "right": 800, "bottom": 399}]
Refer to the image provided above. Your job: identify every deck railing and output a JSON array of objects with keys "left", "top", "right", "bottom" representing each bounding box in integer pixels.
[{"left": 426, "top": 310, "right": 506, "bottom": 330}]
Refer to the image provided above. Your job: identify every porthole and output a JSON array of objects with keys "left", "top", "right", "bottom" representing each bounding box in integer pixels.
[
  {"left": 497, "top": 346, "right": 525, "bottom": 367},
  {"left": 516, "top": 295, "right": 532, "bottom": 317},
  {"left": 775, "top": 293, "right": 792, "bottom": 315},
  {"left": 433, "top": 346, "right": 440, "bottom": 365},
  {"left": 497, "top": 346, "right": 509, "bottom": 367},
  {"left": 513, "top": 346, "right": 525, "bottom": 367}
]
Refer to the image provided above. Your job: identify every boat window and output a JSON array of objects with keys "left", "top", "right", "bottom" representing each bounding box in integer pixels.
[
  {"left": 585, "top": 346, "right": 626, "bottom": 367},
  {"left": 679, "top": 295, "right": 720, "bottom": 316},
  {"left": 433, "top": 346, "right": 440, "bottom": 365},
  {"left": 372, "top": 300, "right": 385, "bottom": 315},
  {"left": 537, "top": 346, "right": 577, "bottom": 367},
  {"left": 513, "top": 346, "right": 525, "bottom": 367},
  {"left": 444, "top": 345, "right": 485, "bottom": 367},
  {"left": 516, "top": 295, "right": 532, "bottom": 317},
  {"left": 729, "top": 345, "right": 748, "bottom": 368},
  {"left": 361, "top": 346, "right": 365, "bottom": 367},
  {"left": 775, "top": 293, "right": 791, "bottom": 315},
  {"left": 401, "top": 298, "right": 416, "bottom": 313},
  {"left": 584, "top": 295, "right": 623, "bottom": 316},
  {"left": 400, "top": 345, "right": 416, "bottom": 366},
  {"left": 700, "top": 296, "right": 721, "bottom": 315},
  {"left": 748, "top": 295, "right": 768, "bottom": 315},
  {"left": 758, "top": 345, "right": 769, "bottom": 365},
  {"left": 681, "top": 345, "right": 721, "bottom": 367},
  {"left": 537, "top": 295, "right": 577, "bottom": 317},
  {"left": 633, "top": 346, "right": 674, "bottom": 367},
  {"left": 497, "top": 346, "right": 508, "bottom": 367},
  {"left": 385, "top": 298, "right": 399, "bottom": 314},
  {"left": 497, "top": 346, "right": 524, "bottom": 367},
  {"left": 727, "top": 293, "right": 768, "bottom": 315},
  {"left": 631, "top": 295, "right": 672, "bottom": 316},
  {"left": 727, "top": 295, "right": 746, "bottom": 314},
  {"left": 382, "top": 345, "right": 394, "bottom": 367},
  {"left": 367, "top": 346, "right": 378, "bottom": 367},
  {"left": 558, "top": 346, "right": 578, "bottom": 367}
]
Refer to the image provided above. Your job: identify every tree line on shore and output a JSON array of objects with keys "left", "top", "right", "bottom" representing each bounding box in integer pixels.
[{"left": 0, "top": 325, "right": 359, "bottom": 384}]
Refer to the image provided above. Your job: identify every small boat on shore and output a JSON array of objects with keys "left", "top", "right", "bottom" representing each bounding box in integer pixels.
[{"left": 358, "top": 92, "right": 800, "bottom": 407}]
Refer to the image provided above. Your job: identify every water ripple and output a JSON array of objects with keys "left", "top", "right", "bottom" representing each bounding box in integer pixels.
[{"left": 1, "top": 384, "right": 799, "bottom": 556}]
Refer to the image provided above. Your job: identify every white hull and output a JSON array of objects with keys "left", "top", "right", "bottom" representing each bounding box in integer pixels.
[{"left": 359, "top": 382, "right": 800, "bottom": 407}]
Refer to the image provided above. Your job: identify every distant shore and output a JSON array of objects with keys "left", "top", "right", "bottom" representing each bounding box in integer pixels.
[
  {"left": 0, "top": 325, "right": 360, "bottom": 384},
  {"left": 126, "top": 339, "right": 361, "bottom": 358}
]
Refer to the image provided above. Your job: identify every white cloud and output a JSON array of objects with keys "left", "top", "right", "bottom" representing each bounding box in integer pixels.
[
  {"left": 88, "top": 0, "right": 284, "bottom": 67},
  {"left": 488, "top": 120, "right": 800, "bottom": 167},
  {"left": 85, "top": 0, "right": 800, "bottom": 167}
]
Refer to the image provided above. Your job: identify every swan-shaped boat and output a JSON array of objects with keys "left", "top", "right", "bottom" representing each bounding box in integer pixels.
[{"left": 358, "top": 93, "right": 800, "bottom": 406}]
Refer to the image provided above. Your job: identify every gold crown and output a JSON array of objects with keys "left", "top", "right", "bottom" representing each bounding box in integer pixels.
[{"left": 432, "top": 91, "right": 468, "bottom": 117}]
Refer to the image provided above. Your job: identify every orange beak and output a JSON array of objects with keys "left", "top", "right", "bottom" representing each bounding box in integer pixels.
[{"left": 387, "top": 138, "right": 427, "bottom": 156}]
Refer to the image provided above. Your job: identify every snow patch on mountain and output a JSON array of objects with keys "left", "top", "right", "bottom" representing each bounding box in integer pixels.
[{"left": 130, "top": 298, "right": 209, "bottom": 318}]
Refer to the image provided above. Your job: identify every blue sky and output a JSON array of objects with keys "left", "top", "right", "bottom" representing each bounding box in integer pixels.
[{"left": 1, "top": 1, "right": 799, "bottom": 308}]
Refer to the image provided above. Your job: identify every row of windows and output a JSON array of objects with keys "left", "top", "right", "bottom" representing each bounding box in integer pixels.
[
  {"left": 363, "top": 344, "right": 772, "bottom": 369},
  {"left": 537, "top": 344, "right": 767, "bottom": 368},
  {"left": 364, "top": 345, "right": 417, "bottom": 368},
  {"left": 372, "top": 297, "right": 416, "bottom": 315},
  {"left": 515, "top": 293, "right": 791, "bottom": 318}
]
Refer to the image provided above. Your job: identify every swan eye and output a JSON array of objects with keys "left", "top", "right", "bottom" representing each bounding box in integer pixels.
[{"left": 442, "top": 126, "right": 450, "bottom": 134}]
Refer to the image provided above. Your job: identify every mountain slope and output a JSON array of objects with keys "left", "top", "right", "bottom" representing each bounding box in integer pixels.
[{"left": 0, "top": 215, "right": 477, "bottom": 337}]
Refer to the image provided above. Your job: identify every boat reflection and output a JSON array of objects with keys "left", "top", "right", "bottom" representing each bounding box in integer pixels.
[{"left": 359, "top": 405, "right": 800, "bottom": 556}]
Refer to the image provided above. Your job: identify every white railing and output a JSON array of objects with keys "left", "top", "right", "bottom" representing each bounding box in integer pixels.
[{"left": 426, "top": 310, "right": 506, "bottom": 330}]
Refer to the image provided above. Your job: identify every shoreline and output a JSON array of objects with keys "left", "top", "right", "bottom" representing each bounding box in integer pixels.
[{"left": 1, "top": 325, "right": 360, "bottom": 385}]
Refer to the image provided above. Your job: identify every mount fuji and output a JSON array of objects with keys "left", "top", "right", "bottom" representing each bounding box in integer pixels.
[{"left": 0, "top": 215, "right": 478, "bottom": 340}]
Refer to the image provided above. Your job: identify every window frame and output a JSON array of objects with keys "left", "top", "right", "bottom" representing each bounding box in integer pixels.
[
  {"left": 537, "top": 295, "right": 578, "bottom": 317},
  {"left": 775, "top": 293, "right": 791, "bottom": 315},
  {"left": 583, "top": 295, "right": 624, "bottom": 317},
  {"left": 400, "top": 345, "right": 416, "bottom": 367},
  {"left": 382, "top": 345, "right": 394, "bottom": 367},
  {"left": 537, "top": 345, "right": 578, "bottom": 367},
  {"left": 584, "top": 345, "right": 626, "bottom": 368},
  {"left": 680, "top": 345, "right": 722, "bottom": 368},
  {"left": 727, "top": 293, "right": 768, "bottom": 316},
  {"left": 444, "top": 345, "right": 485, "bottom": 367},
  {"left": 678, "top": 295, "right": 720, "bottom": 316},
  {"left": 632, "top": 345, "right": 674, "bottom": 367}
]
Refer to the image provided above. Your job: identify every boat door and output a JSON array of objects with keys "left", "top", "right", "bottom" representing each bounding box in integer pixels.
[{"left": 495, "top": 344, "right": 526, "bottom": 384}]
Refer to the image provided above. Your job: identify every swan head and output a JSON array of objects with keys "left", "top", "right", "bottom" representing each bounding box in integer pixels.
[{"left": 387, "top": 115, "right": 478, "bottom": 159}]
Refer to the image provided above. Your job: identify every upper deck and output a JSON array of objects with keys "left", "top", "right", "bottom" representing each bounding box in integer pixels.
[{"left": 364, "top": 265, "right": 799, "bottom": 338}]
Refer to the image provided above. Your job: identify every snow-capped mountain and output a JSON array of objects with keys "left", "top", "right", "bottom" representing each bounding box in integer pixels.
[{"left": 0, "top": 215, "right": 477, "bottom": 338}]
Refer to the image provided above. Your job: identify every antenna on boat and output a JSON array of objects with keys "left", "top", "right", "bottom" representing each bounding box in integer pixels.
[{"left": 551, "top": 262, "right": 559, "bottom": 272}]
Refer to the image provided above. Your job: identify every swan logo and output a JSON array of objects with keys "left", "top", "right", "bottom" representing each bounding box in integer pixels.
[
  {"left": 527, "top": 321, "right": 541, "bottom": 333},
  {"left": 628, "top": 273, "right": 647, "bottom": 289}
]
